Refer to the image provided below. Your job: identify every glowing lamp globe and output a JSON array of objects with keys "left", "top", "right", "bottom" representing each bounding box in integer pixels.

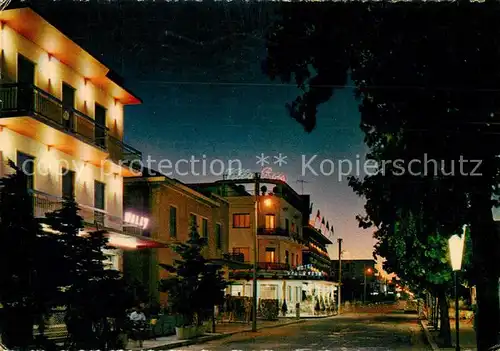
[{"left": 448, "top": 233, "right": 465, "bottom": 271}]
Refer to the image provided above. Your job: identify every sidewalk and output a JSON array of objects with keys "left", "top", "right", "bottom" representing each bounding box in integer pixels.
[
  {"left": 420, "top": 319, "right": 477, "bottom": 350},
  {"left": 127, "top": 318, "right": 308, "bottom": 350}
]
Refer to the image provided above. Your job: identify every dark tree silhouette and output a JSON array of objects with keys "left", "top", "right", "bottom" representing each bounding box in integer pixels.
[
  {"left": 0, "top": 161, "right": 63, "bottom": 349},
  {"left": 44, "top": 199, "right": 135, "bottom": 350},
  {"left": 159, "top": 224, "right": 227, "bottom": 327},
  {"left": 263, "top": 3, "right": 500, "bottom": 349}
]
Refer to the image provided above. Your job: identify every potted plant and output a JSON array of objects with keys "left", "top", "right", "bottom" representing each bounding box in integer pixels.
[{"left": 159, "top": 225, "right": 227, "bottom": 340}]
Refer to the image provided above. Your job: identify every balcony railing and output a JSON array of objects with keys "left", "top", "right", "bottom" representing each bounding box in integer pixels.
[
  {"left": 258, "top": 227, "right": 306, "bottom": 245},
  {"left": 257, "top": 227, "right": 290, "bottom": 236},
  {"left": 108, "top": 135, "right": 142, "bottom": 167},
  {"left": 224, "top": 252, "right": 245, "bottom": 262},
  {"left": 31, "top": 189, "right": 122, "bottom": 232},
  {"left": 0, "top": 83, "right": 141, "bottom": 165}
]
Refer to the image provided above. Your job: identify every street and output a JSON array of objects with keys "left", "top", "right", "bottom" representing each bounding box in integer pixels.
[{"left": 168, "top": 304, "right": 430, "bottom": 350}]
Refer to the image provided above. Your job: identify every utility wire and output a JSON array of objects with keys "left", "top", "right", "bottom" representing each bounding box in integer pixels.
[{"left": 136, "top": 79, "right": 500, "bottom": 92}]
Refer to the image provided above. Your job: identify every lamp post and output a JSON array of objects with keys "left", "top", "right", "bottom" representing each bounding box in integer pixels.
[
  {"left": 252, "top": 173, "right": 260, "bottom": 332},
  {"left": 448, "top": 225, "right": 466, "bottom": 351},
  {"left": 363, "top": 267, "right": 372, "bottom": 304}
]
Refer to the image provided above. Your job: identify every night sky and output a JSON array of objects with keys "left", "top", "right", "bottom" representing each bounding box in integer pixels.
[{"left": 30, "top": 1, "right": 375, "bottom": 259}]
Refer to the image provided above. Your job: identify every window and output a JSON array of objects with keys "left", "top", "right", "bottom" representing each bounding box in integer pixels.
[
  {"left": 260, "top": 285, "right": 277, "bottom": 300},
  {"left": 202, "top": 218, "right": 208, "bottom": 238},
  {"left": 285, "top": 250, "right": 289, "bottom": 265},
  {"left": 285, "top": 218, "right": 289, "bottom": 232},
  {"left": 265, "top": 214, "right": 275, "bottom": 229},
  {"left": 233, "top": 247, "right": 249, "bottom": 261},
  {"left": 62, "top": 169, "right": 75, "bottom": 199},
  {"left": 169, "top": 206, "right": 177, "bottom": 238},
  {"left": 288, "top": 286, "right": 292, "bottom": 301},
  {"left": 291, "top": 222, "right": 296, "bottom": 233},
  {"left": 94, "top": 181, "right": 105, "bottom": 210},
  {"left": 94, "top": 103, "right": 106, "bottom": 148},
  {"left": 17, "top": 55, "right": 35, "bottom": 112},
  {"left": 291, "top": 253, "right": 295, "bottom": 267},
  {"left": 16, "top": 151, "right": 34, "bottom": 190},
  {"left": 62, "top": 83, "right": 75, "bottom": 130},
  {"left": 233, "top": 213, "right": 250, "bottom": 228},
  {"left": 265, "top": 247, "right": 275, "bottom": 263},
  {"left": 189, "top": 213, "right": 197, "bottom": 230},
  {"left": 215, "top": 223, "right": 222, "bottom": 249},
  {"left": 94, "top": 181, "right": 105, "bottom": 226}
]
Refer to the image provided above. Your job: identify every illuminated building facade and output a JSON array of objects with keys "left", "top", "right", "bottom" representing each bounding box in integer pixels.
[
  {"left": 0, "top": 7, "right": 161, "bottom": 269},
  {"left": 123, "top": 170, "right": 232, "bottom": 305},
  {"left": 190, "top": 178, "right": 338, "bottom": 316}
]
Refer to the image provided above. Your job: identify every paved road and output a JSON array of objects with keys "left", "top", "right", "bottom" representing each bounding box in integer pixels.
[{"left": 168, "top": 306, "right": 430, "bottom": 350}]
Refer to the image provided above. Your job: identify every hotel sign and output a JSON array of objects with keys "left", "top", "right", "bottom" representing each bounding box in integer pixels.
[
  {"left": 223, "top": 167, "right": 287, "bottom": 182},
  {"left": 124, "top": 212, "right": 149, "bottom": 229}
]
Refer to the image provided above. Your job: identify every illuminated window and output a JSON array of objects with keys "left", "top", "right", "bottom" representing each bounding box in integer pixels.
[
  {"left": 265, "top": 247, "right": 275, "bottom": 263},
  {"left": 260, "top": 285, "right": 277, "bottom": 300},
  {"left": 265, "top": 214, "right": 275, "bottom": 229},
  {"left": 285, "top": 250, "right": 289, "bottom": 265},
  {"left": 233, "top": 213, "right": 250, "bottom": 228}
]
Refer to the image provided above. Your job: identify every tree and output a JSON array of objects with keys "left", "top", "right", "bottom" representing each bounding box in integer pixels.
[
  {"left": 263, "top": 3, "right": 500, "bottom": 349},
  {"left": 159, "top": 224, "right": 227, "bottom": 327},
  {"left": 44, "top": 199, "right": 135, "bottom": 350},
  {"left": 0, "top": 161, "right": 62, "bottom": 349}
]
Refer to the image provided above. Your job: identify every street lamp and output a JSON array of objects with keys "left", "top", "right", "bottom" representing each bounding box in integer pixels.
[
  {"left": 252, "top": 181, "right": 275, "bottom": 332},
  {"left": 364, "top": 267, "right": 373, "bottom": 304},
  {"left": 448, "top": 225, "right": 466, "bottom": 351}
]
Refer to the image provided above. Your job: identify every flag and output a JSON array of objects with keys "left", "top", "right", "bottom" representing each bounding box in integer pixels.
[
  {"left": 316, "top": 210, "right": 321, "bottom": 219},
  {"left": 321, "top": 217, "right": 325, "bottom": 225},
  {"left": 309, "top": 202, "right": 313, "bottom": 215},
  {"left": 326, "top": 221, "right": 330, "bottom": 231}
]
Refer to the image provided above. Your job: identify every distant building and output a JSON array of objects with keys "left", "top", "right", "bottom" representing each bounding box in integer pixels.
[{"left": 331, "top": 258, "right": 377, "bottom": 301}]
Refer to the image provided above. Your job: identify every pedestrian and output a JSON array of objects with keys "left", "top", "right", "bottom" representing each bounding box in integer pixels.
[
  {"left": 244, "top": 297, "right": 252, "bottom": 324},
  {"left": 129, "top": 306, "right": 147, "bottom": 348}
]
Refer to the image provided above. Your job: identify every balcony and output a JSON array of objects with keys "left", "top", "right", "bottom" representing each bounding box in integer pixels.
[
  {"left": 32, "top": 189, "right": 123, "bottom": 232},
  {"left": 0, "top": 83, "right": 141, "bottom": 175},
  {"left": 258, "top": 227, "right": 290, "bottom": 237},
  {"left": 258, "top": 262, "right": 290, "bottom": 271},
  {"left": 258, "top": 227, "right": 306, "bottom": 245}
]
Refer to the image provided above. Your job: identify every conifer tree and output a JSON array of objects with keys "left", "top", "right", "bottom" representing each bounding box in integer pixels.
[
  {"left": 159, "top": 224, "right": 227, "bottom": 327},
  {"left": 45, "top": 198, "right": 134, "bottom": 350},
  {"left": 0, "top": 161, "right": 61, "bottom": 349}
]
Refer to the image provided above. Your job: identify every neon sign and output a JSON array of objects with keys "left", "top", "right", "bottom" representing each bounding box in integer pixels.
[
  {"left": 261, "top": 167, "right": 287, "bottom": 182},
  {"left": 124, "top": 212, "right": 149, "bottom": 229},
  {"left": 223, "top": 167, "right": 287, "bottom": 182}
]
